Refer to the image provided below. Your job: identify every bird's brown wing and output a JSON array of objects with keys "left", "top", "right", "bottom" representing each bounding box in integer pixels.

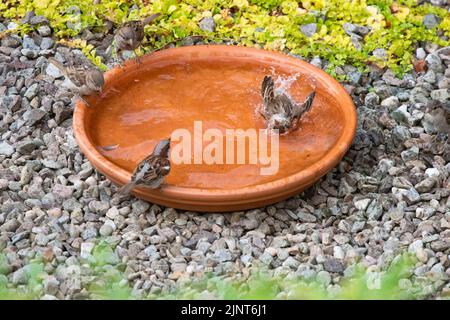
[
  {"left": 290, "top": 91, "right": 316, "bottom": 131},
  {"left": 134, "top": 23, "right": 145, "bottom": 43},
  {"left": 140, "top": 168, "right": 159, "bottom": 184},
  {"left": 277, "top": 93, "right": 296, "bottom": 116},
  {"left": 295, "top": 91, "right": 316, "bottom": 118},
  {"left": 49, "top": 57, "right": 85, "bottom": 87},
  {"left": 135, "top": 154, "right": 170, "bottom": 184},
  {"left": 128, "top": 20, "right": 145, "bottom": 42},
  {"left": 130, "top": 153, "right": 155, "bottom": 182},
  {"left": 66, "top": 65, "right": 87, "bottom": 88},
  {"left": 261, "top": 76, "right": 275, "bottom": 107},
  {"left": 116, "top": 21, "right": 144, "bottom": 45}
]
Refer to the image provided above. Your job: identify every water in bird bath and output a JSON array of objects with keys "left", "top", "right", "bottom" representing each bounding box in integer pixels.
[{"left": 86, "top": 57, "right": 345, "bottom": 190}]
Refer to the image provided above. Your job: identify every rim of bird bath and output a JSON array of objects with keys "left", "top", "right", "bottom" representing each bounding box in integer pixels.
[{"left": 73, "top": 45, "right": 357, "bottom": 212}]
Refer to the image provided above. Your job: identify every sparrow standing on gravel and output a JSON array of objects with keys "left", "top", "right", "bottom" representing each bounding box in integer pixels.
[
  {"left": 260, "top": 75, "right": 316, "bottom": 134},
  {"left": 119, "top": 138, "right": 171, "bottom": 195},
  {"left": 48, "top": 57, "right": 104, "bottom": 107},
  {"left": 114, "top": 13, "right": 161, "bottom": 65}
]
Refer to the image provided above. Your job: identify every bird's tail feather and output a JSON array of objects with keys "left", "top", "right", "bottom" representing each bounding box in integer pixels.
[
  {"left": 261, "top": 76, "right": 274, "bottom": 100},
  {"left": 302, "top": 91, "right": 316, "bottom": 113},
  {"left": 143, "top": 13, "right": 161, "bottom": 26},
  {"left": 119, "top": 181, "right": 137, "bottom": 195}
]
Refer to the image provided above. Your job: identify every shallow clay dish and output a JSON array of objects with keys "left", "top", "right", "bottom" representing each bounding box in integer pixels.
[{"left": 73, "top": 45, "right": 357, "bottom": 212}]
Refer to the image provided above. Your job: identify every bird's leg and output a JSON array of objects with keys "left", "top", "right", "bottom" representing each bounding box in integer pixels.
[
  {"left": 258, "top": 110, "right": 267, "bottom": 120},
  {"left": 119, "top": 51, "right": 127, "bottom": 69},
  {"left": 134, "top": 49, "right": 142, "bottom": 66},
  {"left": 113, "top": 45, "right": 124, "bottom": 69}
]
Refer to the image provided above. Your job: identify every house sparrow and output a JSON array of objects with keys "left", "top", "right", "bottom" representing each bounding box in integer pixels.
[
  {"left": 119, "top": 138, "right": 171, "bottom": 195},
  {"left": 260, "top": 75, "right": 316, "bottom": 134},
  {"left": 115, "top": 13, "right": 161, "bottom": 65},
  {"left": 48, "top": 57, "right": 104, "bottom": 107}
]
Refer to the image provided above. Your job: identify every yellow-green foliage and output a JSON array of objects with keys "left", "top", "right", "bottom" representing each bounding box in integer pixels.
[{"left": 0, "top": 0, "right": 449, "bottom": 75}]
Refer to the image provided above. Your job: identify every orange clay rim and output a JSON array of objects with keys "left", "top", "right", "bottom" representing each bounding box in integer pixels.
[{"left": 73, "top": 45, "right": 357, "bottom": 204}]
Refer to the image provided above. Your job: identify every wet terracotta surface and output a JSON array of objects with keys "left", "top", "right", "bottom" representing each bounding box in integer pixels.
[{"left": 74, "top": 45, "right": 356, "bottom": 211}]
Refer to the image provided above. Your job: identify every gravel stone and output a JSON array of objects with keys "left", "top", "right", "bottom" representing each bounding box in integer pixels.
[
  {"left": 366, "top": 199, "right": 383, "bottom": 221},
  {"left": 343, "top": 23, "right": 369, "bottom": 36},
  {"left": 430, "top": 241, "right": 448, "bottom": 252},
  {"left": 12, "top": 268, "right": 28, "bottom": 285},
  {"left": 310, "top": 56, "right": 322, "bottom": 68},
  {"left": 401, "top": 146, "right": 419, "bottom": 162},
  {"left": 0, "top": 141, "right": 15, "bottom": 156},
  {"left": 430, "top": 89, "right": 450, "bottom": 103},
  {"left": 364, "top": 92, "right": 379, "bottom": 107},
  {"left": 199, "top": 17, "right": 216, "bottom": 32},
  {"left": 391, "top": 105, "right": 412, "bottom": 125},
  {"left": 381, "top": 96, "right": 400, "bottom": 109},
  {"left": 23, "top": 109, "right": 46, "bottom": 126},
  {"left": 214, "top": 249, "right": 233, "bottom": 262},
  {"left": 423, "top": 14, "right": 440, "bottom": 29},
  {"left": 24, "top": 83, "right": 39, "bottom": 100},
  {"left": 259, "top": 252, "right": 274, "bottom": 265},
  {"left": 300, "top": 23, "right": 317, "bottom": 37},
  {"left": 426, "top": 54, "right": 443, "bottom": 72},
  {"left": 297, "top": 210, "right": 317, "bottom": 222},
  {"left": 373, "top": 48, "right": 387, "bottom": 60},
  {"left": 416, "top": 48, "right": 426, "bottom": 60},
  {"left": 99, "top": 224, "right": 114, "bottom": 236},
  {"left": 40, "top": 37, "right": 54, "bottom": 50},
  {"left": 46, "top": 63, "right": 62, "bottom": 78},
  {"left": 30, "top": 15, "right": 49, "bottom": 25},
  {"left": 37, "top": 25, "right": 52, "bottom": 36},
  {"left": 415, "top": 179, "right": 435, "bottom": 193},
  {"left": 354, "top": 198, "right": 371, "bottom": 211},
  {"left": 132, "top": 200, "right": 150, "bottom": 215},
  {"left": 403, "top": 188, "right": 421, "bottom": 205},
  {"left": 17, "top": 140, "right": 40, "bottom": 154},
  {"left": 0, "top": 23, "right": 449, "bottom": 300},
  {"left": 425, "top": 168, "right": 440, "bottom": 179},
  {"left": 323, "top": 258, "right": 345, "bottom": 274},
  {"left": 80, "top": 242, "right": 95, "bottom": 259}
]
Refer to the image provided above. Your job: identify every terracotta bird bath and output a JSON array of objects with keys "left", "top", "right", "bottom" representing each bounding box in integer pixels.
[{"left": 73, "top": 45, "right": 357, "bottom": 212}]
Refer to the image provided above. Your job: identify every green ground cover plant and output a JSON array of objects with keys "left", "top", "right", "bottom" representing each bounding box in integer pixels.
[
  {"left": 0, "top": 0, "right": 449, "bottom": 76},
  {"left": 0, "top": 240, "right": 437, "bottom": 300}
]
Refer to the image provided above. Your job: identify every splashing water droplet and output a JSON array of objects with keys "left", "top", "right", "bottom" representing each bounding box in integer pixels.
[{"left": 274, "top": 73, "right": 301, "bottom": 95}]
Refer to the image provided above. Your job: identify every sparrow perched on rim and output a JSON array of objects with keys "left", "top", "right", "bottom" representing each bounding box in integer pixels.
[
  {"left": 48, "top": 57, "right": 104, "bottom": 107},
  {"left": 260, "top": 75, "right": 316, "bottom": 134},
  {"left": 119, "top": 138, "right": 171, "bottom": 195},
  {"left": 114, "top": 13, "right": 161, "bottom": 65}
]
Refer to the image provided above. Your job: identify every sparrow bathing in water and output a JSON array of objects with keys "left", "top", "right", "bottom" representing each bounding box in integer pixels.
[
  {"left": 48, "top": 57, "right": 104, "bottom": 107},
  {"left": 114, "top": 13, "right": 161, "bottom": 65},
  {"left": 260, "top": 75, "right": 316, "bottom": 134},
  {"left": 119, "top": 138, "right": 171, "bottom": 195}
]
